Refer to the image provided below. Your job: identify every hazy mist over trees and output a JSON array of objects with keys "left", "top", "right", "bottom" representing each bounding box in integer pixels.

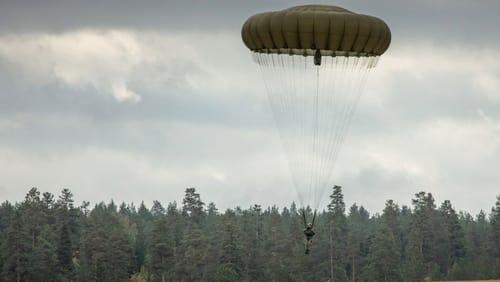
[{"left": 0, "top": 186, "right": 498, "bottom": 281}]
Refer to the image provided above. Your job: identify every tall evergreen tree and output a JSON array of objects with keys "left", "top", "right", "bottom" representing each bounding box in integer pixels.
[
  {"left": 218, "top": 210, "right": 243, "bottom": 280},
  {"left": 31, "top": 225, "right": 58, "bottom": 281},
  {"left": 2, "top": 210, "right": 31, "bottom": 282},
  {"left": 327, "top": 185, "right": 348, "bottom": 281},
  {"left": 56, "top": 189, "right": 78, "bottom": 281},
  {"left": 490, "top": 195, "right": 500, "bottom": 277},
  {"left": 346, "top": 203, "right": 370, "bottom": 282},
  {"left": 438, "top": 200, "right": 465, "bottom": 276},
  {"left": 151, "top": 201, "right": 166, "bottom": 218},
  {"left": 364, "top": 225, "right": 402, "bottom": 282},
  {"left": 182, "top": 187, "right": 205, "bottom": 224},
  {"left": 150, "top": 216, "right": 175, "bottom": 282},
  {"left": 177, "top": 224, "right": 208, "bottom": 281},
  {"left": 363, "top": 200, "right": 403, "bottom": 281},
  {"left": 57, "top": 221, "right": 74, "bottom": 279}
]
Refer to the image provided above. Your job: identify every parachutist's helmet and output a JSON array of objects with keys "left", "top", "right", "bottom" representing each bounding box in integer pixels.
[{"left": 307, "top": 223, "right": 313, "bottom": 228}]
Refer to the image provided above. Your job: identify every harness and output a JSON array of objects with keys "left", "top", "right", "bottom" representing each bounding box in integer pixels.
[{"left": 301, "top": 209, "right": 317, "bottom": 229}]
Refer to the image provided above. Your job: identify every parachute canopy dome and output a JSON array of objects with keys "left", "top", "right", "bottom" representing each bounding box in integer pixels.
[{"left": 241, "top": 5, "right": 391, "bottom": 56}]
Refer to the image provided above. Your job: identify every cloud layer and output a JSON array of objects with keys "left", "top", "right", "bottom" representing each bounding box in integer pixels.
[{"left": 0, "top": 1, "right": 499, "bottom": 213}]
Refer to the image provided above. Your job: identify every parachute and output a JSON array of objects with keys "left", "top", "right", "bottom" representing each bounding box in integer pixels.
[{"left": 242, "top": 5, "right": 391, "bottom": 212}]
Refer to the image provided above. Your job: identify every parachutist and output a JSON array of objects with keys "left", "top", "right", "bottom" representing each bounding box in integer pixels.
[
  {"left": 304, "top": 222, "right": 315, "bottom": 254},
  {"left": 301, "top": 210, "right": 316, "bottom": 254}
]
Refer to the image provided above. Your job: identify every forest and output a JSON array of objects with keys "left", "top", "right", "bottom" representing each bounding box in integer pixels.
[{"left": 0, "top": 186, "right": 498, "bottom": 282}]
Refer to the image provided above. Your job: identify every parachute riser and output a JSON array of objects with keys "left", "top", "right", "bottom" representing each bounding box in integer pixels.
[{"left": 301, "top": 208, "right": 317, "bottom": 228}]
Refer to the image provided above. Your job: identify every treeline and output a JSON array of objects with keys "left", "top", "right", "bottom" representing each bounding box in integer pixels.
[{"left": 0, "top": 186, "right": 498, "bottom": 281}]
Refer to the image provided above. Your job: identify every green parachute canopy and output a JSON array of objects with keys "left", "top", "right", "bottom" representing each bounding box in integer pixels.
[{"left": 242, "top": 5, "right": 391, "bottom": 57}]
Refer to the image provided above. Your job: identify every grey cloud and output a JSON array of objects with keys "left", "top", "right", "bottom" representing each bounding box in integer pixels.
[{"left": 1, "top": 0, "right": 499, "bottom": 46}]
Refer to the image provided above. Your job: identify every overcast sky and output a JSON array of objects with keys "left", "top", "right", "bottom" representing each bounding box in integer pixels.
[{"left": 0, "top": 0, "right": 499, "bottom": 214}]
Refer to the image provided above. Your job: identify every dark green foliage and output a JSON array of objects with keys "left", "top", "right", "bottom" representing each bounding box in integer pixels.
[
  {"left": 150, "top": 216, "right": 174, "bottom": 281},
  {"left": 78, "top": 203, "right": 134, "bottom": 281},
  {"left": 491, "top": 195, "right": 500, "bottom": 277},
  {"left": 57, "top": 221, "right": 74, "bottom": 279},
  {"left": 327, "top": 185, "right": 349, "bottom": 282},
  {"left": 215, "top": 263, "right": 240, "bottom": 282},
  {"left": 0, "top": 187, "right": 498, "bottom": 281},
  {"left": 31, "top": 225, "right": 58, "bottom": 281},
  {"left": 182, "top": 187, "right": 205, "bottom": 224},
  {"left": 363, "top": 201, "right": 402, "bottom": 282},
  {"left": 2, "top": 210, "right": 30, "bottom": 282}
]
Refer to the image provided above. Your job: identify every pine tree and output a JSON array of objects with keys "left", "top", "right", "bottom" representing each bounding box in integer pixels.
[
  {"left": 238, "top": 204, "right": 265, "bottom": 281},
  {"left": 404, "top": 192, "right": 436, "bottom": 280},
  {"left": 204, "top": 202, "right": 220, "bottom": 280},
  {"left": 490, "top": 195, "right": 500, "bottom": 277},
  {"left": 219, "top": 210, "right": 243, "bottom": 279},
  {"left": 78, "top": 203, "right": 134, "bottom": 281},
  {"left": 2, "top": 210, "right": 31, "bottom": 282},
  {"left": 22, "top": 188, "right": 45, "bottom": 250},
  {"left": 0, "top": 201, "right": 15, "bottom": 272},
  {"left": 30, "top": 225, "right": 58, "bottom": 281},
  {"left": 57, "top": 221, "right": 74, "bottom": 279},
  {"left": 151, "top": 201, "right": 166, "bottom": 218},
  {"left": 346, "top": 203, "right": 368, "bottom": 282},
  {"left": 133, "top": 201, "right": 152, "bottom": 274},
  {"left": 132, "top": 215, "right": 147, "bottom": 272},
  {"left": 362, "top": 200, "right": 403, "bottom": 281},
  {"left": 327, "top": 185, "right": 348, "bottom": 281},
  {"left": 150, "top": 216, "right": 174, "bottom": 281},
  {"left": 438, "top": 200, "right": 465, "bottom": 277},
  {"left": 365, "top": 225, "right": 402, "bottom": 282},
  {"left": 177, "top": 224, "right": 208, "bottom": 281},
  {"left": 56, "top": 189, "right": 77, "bottom": 281},
  {"left": 182, "top": 187, "right": 205, "bottom": 224}
]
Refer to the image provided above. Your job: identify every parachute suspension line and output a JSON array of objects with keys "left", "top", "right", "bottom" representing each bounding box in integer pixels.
[
  {"left": 282, "top": 54, "right": 303, "bottom": 208},
  {"left": 316, "top": 56, "right": 361, "bottom": 209},
  {"left": 315, "top": 56, "right": 357, "bottom": 208},
  {"left": 255, "top": 52, "right": 379, "bottom": 212},
  {"left": 331, "top": 57, "right": 372, "bottom": 167},
  {"left": 314, "top": 55, "right": 334, "bottom": 209},
  {"left": 293, "top": 55, "right": 306, "bottom": 208},
  {"left": 311, "top": 56, "right": 341, "bottom": 210},
  {"left": 315, "top": 56, "right": 378, "bottom": 208},
  {"left": 300, "top": 207, "right": 317, "bottom": 228},
  {"left": 307, "top": 62, "right": 320, "bottom": 212},
  {"left": 311, "top": 61, "right": 322, "bottom": 210},
  {"left": 301, "top": 55, "right": 311, "bottom": 209},
  {"left": 333, "top": 57, "right": 377, "bottom": 162},
  {"left": 315, "top": 59, "right": 333, "bottom": 208},
  {"left": 286, "top": 54, "right": 304, "bottom": 209},
  {"left": 262, "top": 53, "right": 300, "bottom": 208}
]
